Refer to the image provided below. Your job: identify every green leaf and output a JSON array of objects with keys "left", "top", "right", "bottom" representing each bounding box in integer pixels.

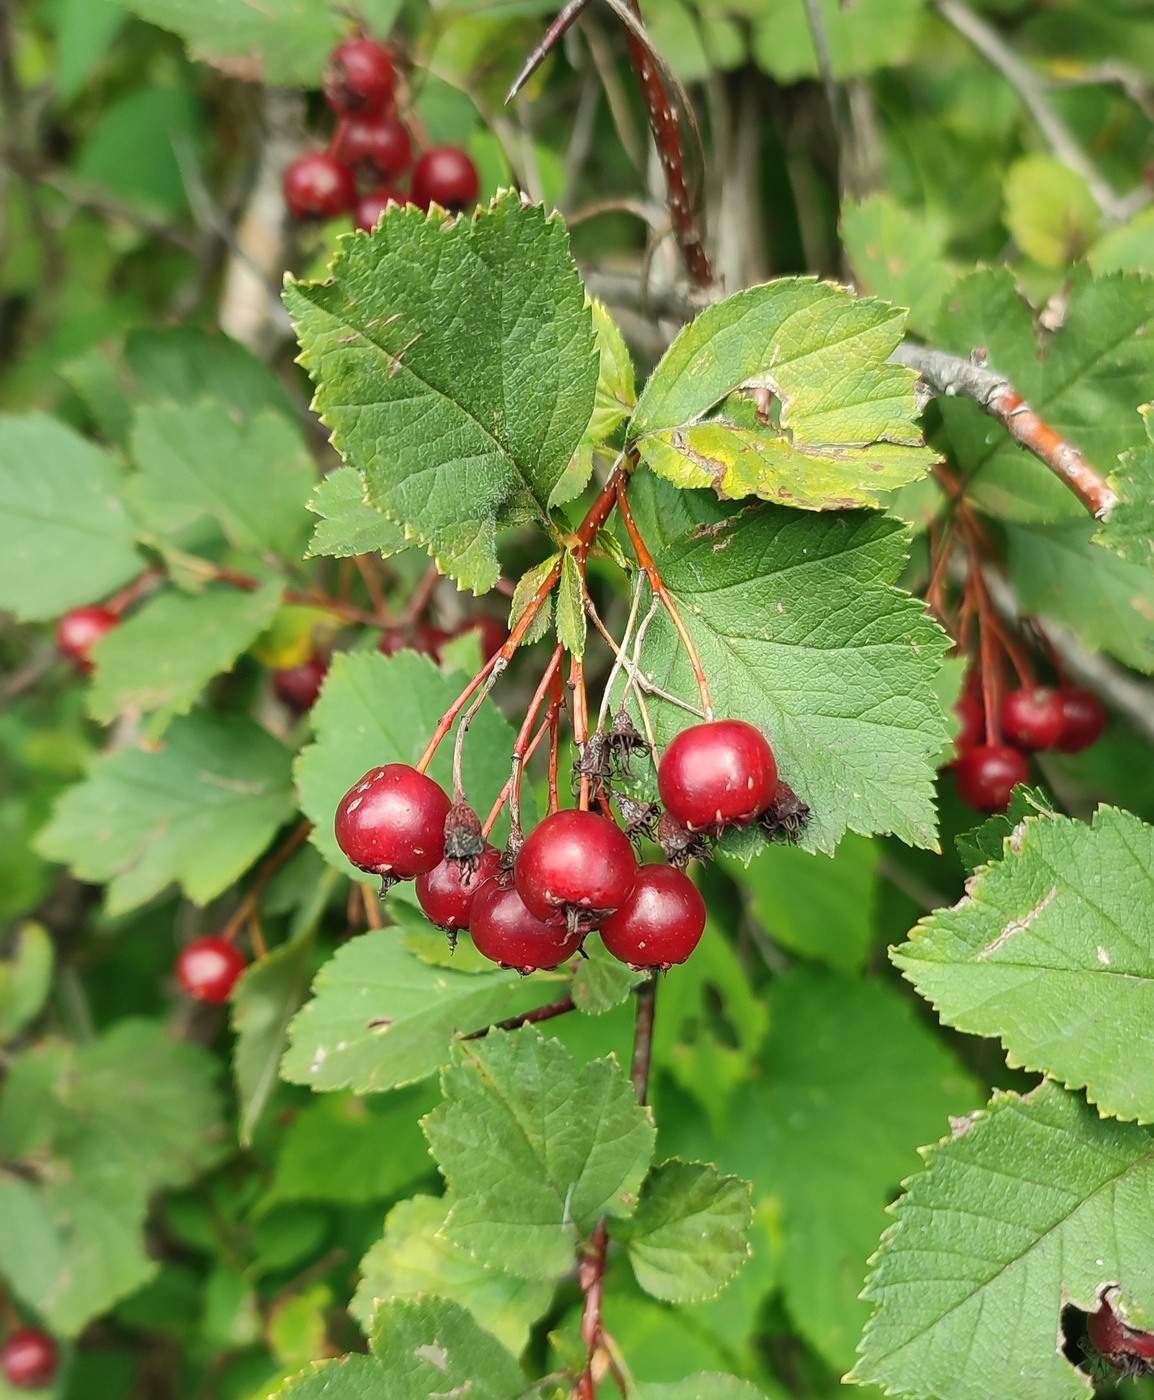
[
  {"left": 1003, "top": 155, "right": 1100, "bottom": 270},
  {"left": 125, "top": 326, "right": 297, "bottom": 420},
  {"left": 621, "top": 499, "right": 950, "bottom": 852},
  {"left": 840, "top": 194, "right": 956, "bottom": 339},
  {"left": 281, "top": 931, "right": 549, "bottom": 1094},
  {"left": 87, "top": 581, "right": 283, "bottom": 731},
  {"left": 629, "top": 279, "right": 934, "bottom": 512},
  {"left": 0, "top": 413, "right": 142, "bottom": 621},
  {"left": 423, "top": 1027, "right": 656, "bottom": 1280},
  {"left": 306, "top": 466, "right": 408, "bottom": 560},
  {"left": 352, "top": 1195, "right": 554, "bottom": 1353},
  {"left": 36, "top": 711, "right": 295, "bottom": 914},
  {"left": 557, "top": 550, "right": 587, "bottom": 657},
  {"left": 572, "top": 934, "right": 645, "bottom": 1015},
  {"left": 588, "top": 299, "right": 637, "bottom": 444},
  {"left": 131, "top": 404, "right": 315, "bottom": 560},
  {"left": 897, "top": 804, "right": 1154, "bottom": 1124},
  {"left": 619, "top": 1160, "right": 752, "bottom": 1303},
  {"left": 933, "top": 267, "right": 1154, "bottom": 522},
  {"left": 632, "top": 1379, "right": 769, "bottom": 1400},
  {"left": 269, "top": 1283, "right": 332, "bottom": 1368},
  {"left": 0, "top": 923, "right": 54, "bottom": 1043},
  {"left": 285, "top": 196, "right": 598, "bottom": 592},
  {"left": 953, "top": 784, "right": 1054, "bottom": 877},
  {"left": 1096, "top": 403, "right": 1154, "bottom": 571},
  {"left": 751, "top": 0, "right": 922, "bottom": 81},
  {"left": 851, "top": 1081, "right": 1154, "bottom": 1400},
  {"left": 509, "top": 554, "right": 558, "bottom": 646}
]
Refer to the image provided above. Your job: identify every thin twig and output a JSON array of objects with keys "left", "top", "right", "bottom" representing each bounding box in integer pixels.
[
  {"left": 461, "top": 995, "right": 577, "bottom": 1039},
  {"left": 579, "top": 1220, "right": 610, "bottom": 1399},
  {"left": 631, "top": 974, "right": 658, "bottom": 1104}
]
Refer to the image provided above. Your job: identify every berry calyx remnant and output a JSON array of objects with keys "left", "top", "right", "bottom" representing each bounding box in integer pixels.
[
  {"left": 323, "top": 37, "right": 396, "bottom": 115},
  {"left": 599, "top": 864, "right": 706, "bottom": 969},
  {"left": 469, "top": 873, "right": 584, "bottom": 971},
  {"left": 1056, "top": 687, "right": 1108, "bottom": 753},
  {"left": 272, "top": 656, "right": 328, "bottom": 713},
  {"left": 334, "top": 113, "right": 411, "bottom": 181},
  {"left": 57, "top": 604, "right": 118, "bottom": 672},
  {"left": 2, "top": 1329, "right": 58, "bottom": 1390},
  {"left": 1001, "top": 686, "right": 1065, "bottom": 751},
  {"left": 658, "top": 719, "right": 777, "bottom": 833},
  {"left": 514, "top": 809, "right": 637, "bottom": 931},
  {"left": 334, "top": 764, "right": 451, "bottom": 879},
  {"left": 283, "top": 153, "right": 356, "bottom": 219},
  {"left": 416, "top": 844, "right": 502, "bottom": 933},
  {"left": 953, "top": 744, "right": 1029, "bottom": 813},
  {"left": 411, "top": 147, "right": 480, "bottom": 212},
  {"left": 176, "top": 937, "right": 248, "bottom": 1004}
]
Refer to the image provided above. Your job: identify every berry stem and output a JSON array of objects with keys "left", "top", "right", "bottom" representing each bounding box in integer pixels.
[
  {"left": 579, "top": 1219, "right": 610, "bottom": 1399},
  {"left": 508, "top": 645, "right": 565, "bottom": 833},
  {"left": 491, "top": 713, "right": 550, "bottom": 838},
  {"left": 220, "top": 820, "right": 313, "bottom": 945},
  {"left": 461, "top": 994, "right": 576, "bottom": 1040},
  {"left": 631, "top": 972, "right": 658, "bottom": 1104},
  {"left": 450, "top": 660, "right": 507, "bottom": 800},
  {"left": 416, "top": 653, "right": 501, "bottom": 776},
  {"left": 548, "top": 666, "right": 564, "bottom": 815},
  {"left": 571, "top": 653, "right": 591, "bottom": 809}
]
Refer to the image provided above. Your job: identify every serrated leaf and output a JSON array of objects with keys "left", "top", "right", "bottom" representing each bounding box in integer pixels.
[
  {"left": 306, "top": 466, "right": 408, "bottom": 559},
  {"left": 841, "top": 194, "right": 956, "bottom": 339},
  {"left": 954, "top": 784, "right": 1054, "bottom": 876},
  {"left": 131, "top": 404, "right": 315, "bottom": 560},
  {"left": 619, "top": 498, "right": 950, "bottom": 852},
  {"left": 629, "top": 279, "right": 935, "bottom": 511},
  {"left": 285, "top": 196, "right": 598, "bottom": 592},
  {"left": 0, "top": 413, "right": 142, "bottom": 621},
  {"left": 851, "top": 1081, "right": 1154, "bottom": 1400},
  {"left": 588, "top": 299, "right": 637, "bottom": 441},
  {"left": 897, "top": 804, "right": 1154, "bottom": 1124},
  {"left": 509, "top": 554, "right": 558, "bottom": 647},
  {"left": 0, "top": 923, "right": 53, "bottom": 1042},
  {"left": 423, "top": 1027, "right": 656, "bottom": 1280},
  {"left": 36, "top": 711, "right": 295, "bottom": 914},
  {"left": 281, "top": 931, "right": 550, "bottom": 1094},
  {"left": 620, "top": 1160, "right": 752, "bottom": 1303},
  {"left": 1096, "top": 403, "right": 1154, "bottom": 571},
  {"left": 572, "top": 934, "right": 645, "bottom": 1015},
  {"left": 352, "top": 1195, "right": 553, "bottom": 1353},
  {"left": 557, "top": 550, "right": 587, "bottom": 657},
  {"left": 87, "top": 581, "right": 282, "bottom": 730}
]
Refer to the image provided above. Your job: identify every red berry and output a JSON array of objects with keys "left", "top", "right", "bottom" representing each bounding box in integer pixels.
[
  {"left": 176, "top": 937, "right": 247, "bottom": 1004},
  {"left": 335, "top": 764, "right": 451, "bottom": 879},
  {"left": 1001, "top": 686, "right": 1064, "bottom": 752},
  {"left": 457, "top": 615, "right": 506, "bottom": 661},
  {"left": 469, "top": 872, "right": 583, "bottom": 972},
  {"left": 952, "top": 691, "right": 984, "bottom": 761},
  {"left": 273, "top": 656, "right": 328, "bottom": 713},
  {"left": 2, "top": 1329, "right": 57, "bottom": 1390},
  {"left": 599, "top": 864, "right": 706, "bottom": 970},
  {"left": 354, "top": 188, "right": 405, "bottom": 232},
  {"left": 324, "top": 37, "right": 396, "bottom": 115},
  {"left": 379, "top": 624, "right": 450, "bottom": 662},
  {"left": 334, "top": 113, "right": 411, "bottom": 181},
  {"left": 56, "top": 605, "right": 118, "bottom": 673},
  {"left": 416, "top": 844, "right": 503, "bottom": 932},
  {"left": 411, "top": 147, "right": 480, "bottom": 212},
  {"left": 954, "top": 744, "right": 1029, "bottom": 813},
  {"left": 514, "top": 809, "right": 636, "bottom": 931},
  {"left": 657, "top": 720, "right": 777, "bottom": 833},
  {"left": 1088, "top": 1294, "right": 1154, "bottom": 1371},
  {"left": 1056, "top": 687, "right": 1107, "bottom": 753},
  {"left": 283, "top": 153, "right": 356, "bottom": 219}
]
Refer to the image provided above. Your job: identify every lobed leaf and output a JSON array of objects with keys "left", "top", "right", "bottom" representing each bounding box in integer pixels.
[{"left": 306, "top": 466, "right": 408, "bottom": 560}]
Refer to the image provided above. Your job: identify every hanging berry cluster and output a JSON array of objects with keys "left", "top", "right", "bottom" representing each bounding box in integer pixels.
[{"left": 282, "top": 35, "right": 480, "bottom": 232}]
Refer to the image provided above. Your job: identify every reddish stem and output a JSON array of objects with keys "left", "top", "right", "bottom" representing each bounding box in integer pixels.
[
  {"left": 461, "top": 994, "right": 576, "bottom": 1040},
  {"left": 416, "top": 653, "right": 502, "bottom": 776},
  {"left": 631, "top": 973, "right": 658, "bottom": 1105},
  {"left": 548, "top": 666, "right": 564, "bottom": 815},
  {"left": 571, "top": 654, "right": 591, "bottom": 809},
  {"left": 579, "top": 1220, "right": 610, "bottom": 1397},
  {"left": 220, "top": 820, "right": 314, "bottom": 944}
]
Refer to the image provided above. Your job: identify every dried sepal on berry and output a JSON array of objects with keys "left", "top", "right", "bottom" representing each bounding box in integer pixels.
[
  {"left": 759, "top": 780, "right": 811, "bottom": 843},
  {"left": 443, "top": 801, "right": 486, "bottom": 872},
  {"left": 658, "top": 810, "right": 709, "bottom": 869}
]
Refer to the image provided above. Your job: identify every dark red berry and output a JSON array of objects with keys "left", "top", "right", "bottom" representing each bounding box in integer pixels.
[
  {"left": 324, "top": 37, "right": 396, "bottom": 115},
  {"left": 2, "top": 1329, "right": 58, "bottom": 1390},
  {"left": 1001, "top": 686, "right": 1064, "bottom": 751},
  {"left": 272, "top": 656, "right": 328, "bottom": 713},
  {"left": 57, "top": 604, "right": 118, "bottom": 673},
  {"left": 954, "top": 743, "right": 1029, "bottom": 813},
  {"left": 283, "top": 153, "right": 356, "bottom": 219},
  {"left": 515, "top": 809, "right": 637, "bottom": 931},
  {"left": 952, "top": 691, "right": 984, "bottom": 761},
  {"left": 334, "top": 113, "right": 411, "bottom": 180},
  {"left": 456, "top": 615, "right": 506, "bottom": 662},
  {"left": 416, "top": 844, "right": 502, "bottom": 932},
  {"left": 176, "top": 937, "right": 247, "bottom": 1004},
  {"left": 379, "top": 624, "right": 450, "bottom": 662},
  {"left": 599, "top": 864, "right": 706, "bottom": 970},
  {"left": 469, "top": 873, "right": 583, "bottom": 971},
  {"left": 657, "top": 719, "right": 777, "bottom": 833},
  {"left": 1056, "top": 687, "right": 1107, "bottom": 753},
  {"left": 335, "top": 764, "right": 451, "bottom": 879},
  {"left": 1088, "top": 1293, "right": 1154, "bottom": 1373},
  {"left": 411, "top": 147, "right": 480, "bottom": 212},
  {"left": 354, "top": 188, "right": 405, "bottom": 232}
]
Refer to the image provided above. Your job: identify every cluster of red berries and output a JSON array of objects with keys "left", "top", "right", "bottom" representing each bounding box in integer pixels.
[
  {"left": 952, "top": 683, "right": 1106, "bottom": 813},
  {"left": 282, "top": 36, "right": 480, "bottom": 232},
  {"left": 334, "top": 719, "right": 780, "bottom": 972},
  {"left": 2, "top": 1328, "right": 57, "bottom": 1390}
]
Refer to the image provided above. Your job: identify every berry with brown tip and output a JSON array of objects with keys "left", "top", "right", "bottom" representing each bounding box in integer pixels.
[
  {"left": 176, "top": 937, "right": 247, "bottom": 1004},
  {"left": 283, "top": 154, "right": 356, "bottom": 219},
  {"left": 416, "top": 844, "right": 502, "bottom": 933},
  {"left": 469, "top": 872, "right": 583, "bottom": 972},
  {"left": 334, "top": 764, "right": 451, "bottom": 879},
  {"left": 1088, "top": 1293, "right": 1154, "bottom": 1375},
  {"left": 324, "top": 37, "right": 396, "bottom": 115},
  {"left": 334, "top": 113, "right": 411, "bottom": 181},
  {"left": 411, "top": 147, "right": 480, "bottom": 212},
  {"left": 514, "top": 809, "right": 637, "bottom": 932},
  {"left": 658, "top": 719, "right": 777, "bottom": 833},
  {"left": 599, "top": 864, "right": 706, "bottom": 970}
]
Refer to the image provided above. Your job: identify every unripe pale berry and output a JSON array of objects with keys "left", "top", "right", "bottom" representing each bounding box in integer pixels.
[
  {"left": 176, "top": 937, "right": 247, "bottom": 1004},
  {"left": 599, "top": 864, "right": 706, "bottom": 969},
  {"left": 334, "top": 764, "right": 451, "bottom": 879},
  {"left": 658, "top": 719, "right": 777, "bottom": 833}
]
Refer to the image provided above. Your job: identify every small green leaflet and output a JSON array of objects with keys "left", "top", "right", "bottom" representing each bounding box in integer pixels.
[
  {"left": 841, "top": 194, "right": 956, "bottom": 340},
  {"left": 557, "top": 550, "right": 587, "bottom": 657},
  {"left": 751, "top": 0, "right": 921, "bottom": 81},
  {"left": 897, "top": 804, "right": 1154, "bottom": 1125},
  {"left": 306, "top": 466, "right": 408, "bottom": 559},
  {"left": 1098, "top": 403, "right": 1154, "bottom": 571},
  {"left": 0, "top": 413, "right": 141, "bottom": 621},
  {"left": 509, "top": 554, "right": 558, "bottom": 646},
  {"left": 628, "top": 279, "right": 935, "bottom": 512},
  {"left": 352, "top": 1195, "right": 554, "bottom": 1353},
  {"left": 954, "top": 785, "right": 1054, "bottom": 877},
  {"left": 36, "top": 711, "right": 295, "bottom": 914},
  {"left": 0, "top": 922, "right": 53, "bottom": 1043},
  {"left": 286, "top": 195, "right": 598, "bottom": 592},
  {"left": 1003, "top": 156, "right": 1100, "bottom": 271},
  {"left": 851, "top": 1081, "right": 1154, "bottom": 1400},
  {"left": 572, "top": 934, "right": 645, "bottom": 1015},
  {"left": 423, "top": 1027, "right": 656, "bottom": 1281}
]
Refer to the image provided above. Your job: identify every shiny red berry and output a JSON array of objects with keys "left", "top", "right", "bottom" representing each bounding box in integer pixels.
[
  {"left": 324, "top": 37, "right": 396, "bottom": 115},
  {"left": 1088, "top": 1293, "right": 1154, "bottom": 1371},
  {"left": 2, "top": 1329, "right": 58, "bottom": 1390},
  {"left": 1001, "top": 686, "right": 1064, "bottom": 751},
  {"left": 334, "top": 764, "right": 451, "bottom": 879},
  {"left": 176, "top": 937, "right": 247, "bottom": 1004},
  {"left": 599, "top": 864, "right": 706, "bottom": 970},
  {"left": 334, "top": 113, "right": 411, "bottom": 180},
  {"left": 1056, "top": 687, "right": 1107, "bottom": 753},
  {"left": 411, "top": 147, "right": 480, "bottom": 212},
  {"left": 416, "top": 844, "right": 503, "bottom": 932},
  {"left": 354, "top": 188, "right": 405, "bottom": 232},
  {"left": 283, "top": 153, "right": 356, "bottom": 219},
  {"left": 272, "top": 656, "right": 328, "bottom": 713},
  {"left": 954, "top": 743, "right": 1029, "bottom": 813},
  {"left": 469, "top": 873, "right": 584, "bottom": 971},
  {"left": 56, "top": 605, "right": 118, "bottom": 673},
  {"left": 515, "top": 809, "right": 637, "bottom": 931},
  {"left": 657, "top": 719, "right": 777, "bottom": 833},
  {"left": 952, "top": 691, "right": 984, "bottom": 761}
]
